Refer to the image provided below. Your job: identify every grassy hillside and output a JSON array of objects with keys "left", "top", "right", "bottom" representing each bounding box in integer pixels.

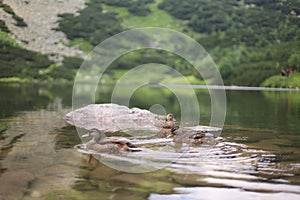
[
  {"left": 0, "top": 28, "right": 84, "bottom": 82},
  {"left": 0, "top": 30, "right": 52, "bottom": 81},
  {"left": 1, "top": 0, "right": 300, "bottom": 86},
  {"left": 55, "top": 0, "right": 300, "bottom": 86},
  {"left": 102, "top": 1, "right": 202, "bottom": 40},
  {"left": 158, "top": 0, "right": 300, "bottom": 86},
  {"left": 0, "top": 0, "right": 80, "bottom": 82}
]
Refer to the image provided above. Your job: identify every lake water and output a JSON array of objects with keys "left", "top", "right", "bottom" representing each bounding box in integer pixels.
[{"left": 0, "top": 83, "right": 300, "bottom": 200}]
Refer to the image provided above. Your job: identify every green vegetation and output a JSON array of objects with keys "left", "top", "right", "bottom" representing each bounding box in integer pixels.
[
  {"left": 102, "top": 1, "right": 201, "bottom": 39},
  {"left": 108, "top": 49, "right": 196, "bottom": 75},
  {"left": 261, "top": 72, "right": 300, "bottom": 88},
  {"left": 0, "top": 20, "right": 9, "bottom": 33},
  {"left": 56, "top": 0, "right": 122, "bottom": 46},
  {"left": 158, "top": 0, "right": 300, "bottom": 45},
  {"left": 101, "top": 0, "right": 154, "bottom": 16},
  {"left": 1, "top": 0, "right": 300, "bottom": 85},
  {"left": 67, "top": 38, "right": 94, "bottom": 52},
  {"left": 56, "top": 0, "right": 202, "bottom": 84},
  {"left": 158, "top": 0, "right": 300, "bottom": 86},
  {"left": 0, "top": 31, "right": 17, "bottom": 45},
  {"left": 54, "top": 0, "right": 300, "bottom": 86},
  {"left": 0, "top": 77, "right": 34, "bottom": 83},
  {"left": 0, "top": 31, "right": 52, "bottom": 79},
  {"left": 0, "top": 28, "right": 77, "bottom": 82}
]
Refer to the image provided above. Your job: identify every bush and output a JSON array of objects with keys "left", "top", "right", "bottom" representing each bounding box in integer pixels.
[
  {"left": 0, "top": 20, "right": 9, "bottom": 33},
  {"left": 128, "top": 3, "right": 151, "bottom": 16},
  {"left": 261, "top": 72, "right": 300, "bottom": 88},
  {"left": 0, "top": 40, "right": 51, "bottom": 79},
  {"left": 63, "top": 56, "right": 84, "bottom": 70},
  {"left": 56, "top": 1, "right": 123, "bottom": 46}
]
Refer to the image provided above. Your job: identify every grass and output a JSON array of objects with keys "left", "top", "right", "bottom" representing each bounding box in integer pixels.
[
  {"left": 67, "top": 38, "right": 94, "bottom": 52},
  {"left": 0, "top": 31, "right": 19, "bottom": 46},
  {"left": 102, "top": 4, "right": 181, "bottom": 29},
  {"left": 162, "top": 75, "right": 206, "bottom": 85},
  {"left": 0, "top": 77, "right": 34, "bottom": 83},
  {"left": 97, "top": 2, "right": 206, "bottom": 85},
  {"left": 261, "top": 72, "right": 300, "bottom": 88},
  {"left": 97, "top": 69, "right": 206, "bottom": 85},
  {"left": 102, "top": 1, "right": 202, "bottom": 40}
]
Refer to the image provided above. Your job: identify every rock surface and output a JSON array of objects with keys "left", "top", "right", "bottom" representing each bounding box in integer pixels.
[
  {"left": 64, "top": 104, "right": 222, "bottom": 134},
  {"left": 0, "top": 0, "right": 86, "bottom": 62},
  {"left": 64, "top": 104, "right": 167, "bottom": 133}
]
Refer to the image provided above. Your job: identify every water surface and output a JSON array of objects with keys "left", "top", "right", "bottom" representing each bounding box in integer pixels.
[{"left": 0, "top": 83, "right": 299, "bottom": 199}]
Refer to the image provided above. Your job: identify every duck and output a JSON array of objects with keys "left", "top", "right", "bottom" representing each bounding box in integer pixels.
[
  {"left": 81, "top": 128, "right": 142, "bottom": 154},
  {"left": 163, "top": 113, "right": 176, "bottom": 128},
  {"left": 169, "top": 126, "right": 216, "bottom": 146},
  {"left": 156, "top": 113, "right": 176, "bottom": 138}
]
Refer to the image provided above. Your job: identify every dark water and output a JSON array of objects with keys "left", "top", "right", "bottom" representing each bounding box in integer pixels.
[{"left": 0, "top": 83, "right": 300, "bottom": 200}]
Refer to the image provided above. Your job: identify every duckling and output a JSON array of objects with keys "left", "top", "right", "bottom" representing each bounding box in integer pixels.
[
  {"left": 82, "top": 129, "right": 142, "bottom": 154},
  {"left": 156, "top": 113, "right": 176, "bottom": 138}
]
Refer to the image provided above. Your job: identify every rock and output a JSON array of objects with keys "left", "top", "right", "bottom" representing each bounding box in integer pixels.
[
  {"left": 64, "top": 104, "right": 223, "bottom": 135},
  {"left": 64, "top": 104, "right": 167, "bottom": 133},
  {"left": 0, "top": 0, "right": 86, "bottom": 62}
]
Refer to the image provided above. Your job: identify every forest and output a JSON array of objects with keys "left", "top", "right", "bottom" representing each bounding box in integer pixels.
[{"left": 1, "top": 0, "right": 300, "bottom": 86}]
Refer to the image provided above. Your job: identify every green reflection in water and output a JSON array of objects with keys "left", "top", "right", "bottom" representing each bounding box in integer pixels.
[
  {"left": 0, "top": 83, "right": 73, "bottom": 118},
  {"left": 0, "top": 83, "right": 300, "bottom": 199}
]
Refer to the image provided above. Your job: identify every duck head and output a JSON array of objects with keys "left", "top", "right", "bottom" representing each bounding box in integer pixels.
[
  {"left": 82, "top": 128, "right": 102, "bottom": 142},
  {"left": 166, "top": 113, "right": 175, "bottom": 122}
]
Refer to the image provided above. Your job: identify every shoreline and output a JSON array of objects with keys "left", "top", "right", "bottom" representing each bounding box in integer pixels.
[{"left": 1, "top": 79, "right": 299, "bottom": 91}]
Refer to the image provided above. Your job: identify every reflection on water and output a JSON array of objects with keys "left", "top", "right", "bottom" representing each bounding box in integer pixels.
[
  {"left": 0, "top": 83, "right": 73, "bottom": 118},
  {"left": 0, "top": 83, "right": 300, "bottom": 199}
]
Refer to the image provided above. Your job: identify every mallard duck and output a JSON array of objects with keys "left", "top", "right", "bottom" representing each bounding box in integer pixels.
[
  {"left": 82, "top": 129, "right": 142, "bottom": 153},
  {"left": 156, "top": 113, "right": 176, "bottom": 138},
  {"left": 170, "top": 126, "right": 215, "bottom": 146},
  {"left": 163, "top": 113, "right": 176, "bottom": 128}
]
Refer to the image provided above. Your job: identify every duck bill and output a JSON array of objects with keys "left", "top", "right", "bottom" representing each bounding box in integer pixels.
[
  {"left": 128, "top": 147, "right": 143, "bottom": 152},
  {"left": 81, "top": 133, "right": 90, "bottom": 138}
]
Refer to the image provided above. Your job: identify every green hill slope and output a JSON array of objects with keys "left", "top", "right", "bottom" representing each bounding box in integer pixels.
[
  {"left": 1, "top": 0, "right": 300, "bottom": 86},
  {"left": 55, "top": 0, "right": 300, "bottom": 86},
  {"left": 0, "top": 30, "right": 52, "bottom": 81}
]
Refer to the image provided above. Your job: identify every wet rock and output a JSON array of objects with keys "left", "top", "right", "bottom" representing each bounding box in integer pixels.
[
  {"left": 64, "top": 104, "right": 167, "bottom": 133},
  {"left": 64, "top": 104, "right": 222, "bottom": 135}
]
